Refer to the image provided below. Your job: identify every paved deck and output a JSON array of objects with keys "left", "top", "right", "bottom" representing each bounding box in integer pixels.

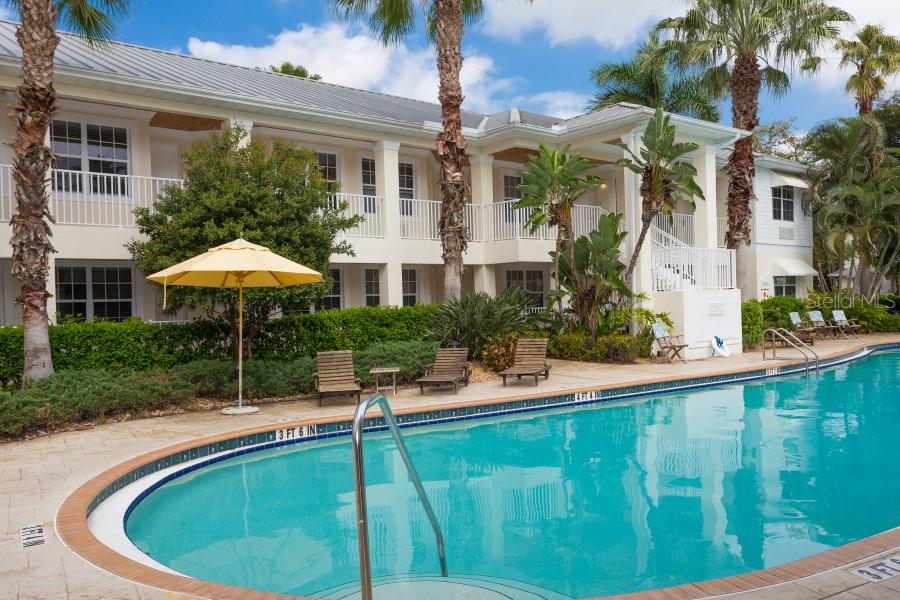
[{"left": 2, "top": 334, "right": 899, "bottom": 600}]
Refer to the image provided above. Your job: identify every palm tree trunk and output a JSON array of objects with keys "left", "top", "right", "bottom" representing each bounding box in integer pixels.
[
  {"left": 11, "top": 0, "right": 59, "bottom": 382},
  {"left": 725, "top": 53, "right": 761, "bottom": 301},
  {"left": 434, "top": 0, "right": 467, "bottom": 301}
]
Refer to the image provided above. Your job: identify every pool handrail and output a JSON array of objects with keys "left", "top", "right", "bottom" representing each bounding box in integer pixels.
[
  {"left": 762, "top": 327, "right": 819, "bottom": 374},
  {"left": 352, "top": 392, "right": 448, "bottom": 600}
]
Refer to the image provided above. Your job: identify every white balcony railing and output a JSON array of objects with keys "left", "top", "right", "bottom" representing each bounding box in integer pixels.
[
  {"left": 651, "top": 243, "right": 736, "bottom": 291},
  {"left": 653, "top": 212, "right": 694, "bottom": 246},
  {"left": 488, "top": 200, "right": 609, "bottom": 241},
  {"left": 0, "top": 165, "right": 182, "bottom": 228},
  {"left": 398, "top": 198, "right": 483, "bottom": 242},
  {"left": 332, "top": 193, "right": 384, "bottom": 237},
  {"left": 717, "top": 217, "right": 726, "bottom": 248}
]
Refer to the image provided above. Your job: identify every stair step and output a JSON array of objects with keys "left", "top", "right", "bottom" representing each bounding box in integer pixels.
[{"left": 312, "top": 573, "right": 575, "bottom": 600}]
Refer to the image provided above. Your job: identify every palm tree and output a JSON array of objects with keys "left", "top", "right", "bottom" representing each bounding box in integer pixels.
[
  {"left": 617, "top": 108, "right": 704, "bottom": 288},
  {"left": 515, "top": 144, "right": 603, "bottom": 313},
  {"left": 10, "top": 0, "right": 129, "bottom": 382},
  {"left": 333, "top": 0, "right": 485, "bottom": 301},
  {"left": 657, "top": 0, "right": 851, "bottom": 300},
  {"left": 589, "top": 31, "right": 719, "bottom": 122},
  {"left": 824, "top": 25, "right": 900, "bottom": 115}
]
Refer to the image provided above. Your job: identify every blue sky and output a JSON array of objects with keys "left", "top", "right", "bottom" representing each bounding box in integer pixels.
[{"left": 106, "top": 0, "right": 897, "bottom": 131}]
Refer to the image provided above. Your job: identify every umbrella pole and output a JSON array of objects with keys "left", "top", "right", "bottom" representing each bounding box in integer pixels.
[{"left": 238, "top": 282, "right": 244, "bottom": 408}]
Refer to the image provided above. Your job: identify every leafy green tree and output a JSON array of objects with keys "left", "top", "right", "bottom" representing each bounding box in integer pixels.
[
  {"left": 590, "top": 31, "right": 719, "bottom": 121},
  {"left": 753, "top": 118, "right": 806, "bottom": 161},
  {"left": 9, "top": 0, "right": 131, "bottom": 382},
  {"left": 515, "top": 144, "right": 603, "bottom": 313},
  {"left": 270, "top": 61, "right": 322, "bottom": 80},
  {"left": 874, "top": 91, "right": 900, "bottom": 149},
  {"left": 550, "top": 213, "right": 631, "bottom": 336},
  {"left": 805, "top": 24, "right": 900, "bottom": 115},
  {"left": 332, "top": 0, "right": 492, "bottom": 301},
  {"left": 128, "top": 128, "right": 359, "bottom": 357},
  {"left": 657, "top": 0, "right": 851, "bottom": 300},
  {"left": 617, "top": 108, "right": 704, "bottom": 287}
]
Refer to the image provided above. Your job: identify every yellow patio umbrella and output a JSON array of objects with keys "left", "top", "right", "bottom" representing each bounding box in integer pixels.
[{"left": 147, "top": 237, "right": 323, "bottom": 415}]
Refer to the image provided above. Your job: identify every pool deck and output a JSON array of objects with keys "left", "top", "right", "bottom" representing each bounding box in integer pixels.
[{"left": 2, "top": 333, "right": 900, "bottom": 600}]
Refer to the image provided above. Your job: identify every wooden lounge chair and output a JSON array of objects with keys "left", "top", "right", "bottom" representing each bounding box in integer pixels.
[
  {"left": 652, "top": 322, "right": 688, "bottom": 363},
  {"left": 807, "top": 310, "right": 839, "bottom": 339},
  {"left": 788, "top": 312, "right": 816, "bottom": 345},
  {"left": 499, "top": 338, "right": 551, "bottom": 386},
  {"left": 314, "top": 351, "right": 361, "bottom": 406},
  {"left": 417, "top": 347, "right": 471, "bottom": 394},
  {"left": 832, "top": 309, "right": 861, "bottom": 338}
]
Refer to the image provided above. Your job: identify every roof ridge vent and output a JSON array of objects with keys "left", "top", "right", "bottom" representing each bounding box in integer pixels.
[{"left": 509, "top": 107, "right": 521, "bottom": 124}]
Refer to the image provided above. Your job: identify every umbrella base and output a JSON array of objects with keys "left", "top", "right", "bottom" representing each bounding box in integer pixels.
[{"left": 221, "top": 406, "right": 261, "bottom": 415}]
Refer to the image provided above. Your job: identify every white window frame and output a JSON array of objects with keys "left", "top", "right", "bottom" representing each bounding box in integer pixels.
[
  {"left": 774, "top": 275, "right": 797, "bottom": 297},
  {"left": 315, "top": 150, "right": 340, "bottom": 185},
  {"left": 502, "top": 173, "right": 523, "bottom": 223},
  {"left": 319, "top": 267, "right": 343, "bottom": 310},
  {"left": 401, "top": 268, "right": 418, "bottom": 306},
  {"left": 51, "top": 118, "right": 132, "bottom": 196},
  {"left": 360, "top": 156, "right": 378, "bottom": 213},
  {"left": 505, "top": 268, "right": 544, "bottom": 306},
  {"left": 772, "top": 185, "right": 795, "bottom": 222},
  {"left": 364, "top": 267, "right": 381, "bottom": 306}
]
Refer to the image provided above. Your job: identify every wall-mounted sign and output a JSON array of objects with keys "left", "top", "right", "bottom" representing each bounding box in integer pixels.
[
  {"left": 709, "top": 302, "right": 724, "bottom": 317},
  {"left": 759, "top": 276, "right": 773, "bottom": 290}
]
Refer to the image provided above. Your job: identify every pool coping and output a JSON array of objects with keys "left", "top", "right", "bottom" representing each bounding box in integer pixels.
[{"left": 55, "top": 339, "right": 900, "bottom": 600}]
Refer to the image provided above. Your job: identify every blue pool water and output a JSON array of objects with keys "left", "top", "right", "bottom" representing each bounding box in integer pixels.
[{"left": 126, "top": 350, "right": 900, "bottom": 598}]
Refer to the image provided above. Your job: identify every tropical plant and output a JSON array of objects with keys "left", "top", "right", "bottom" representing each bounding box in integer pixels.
[
  {"left": 9, "top": 0, "right": 130, "bottom": 382},
  {"left": 128, "top": 128, "right": 359, "bottom": 358},
  {"left": 805, "top": 24, "right": 900, "bottom": 115},
  {"left": 428, "top": 287, "right": 534, "bottom": 359},
  {"left": 617, "top": 108, "right": 704, "bottom": 287},
  {"left": 333, "top": 0, "right": 490, "bottom": 301},
  {"left": 549, "top": 213, "right": 631, "bottom": 336},
  {"left": 270, "top": 61, "right": 322, "bottom": 79},
  {"left": 874, "top": 92, "right": 900, "bottom": 149},
  {"left": 515, "top": 144, "right": 603, "bottom": 312},
  {"left": 657, "top": 0, "right": 851, "bottom": 299},
  {"left": 589, "top": 31, "right": 719, "bottom": 121}
]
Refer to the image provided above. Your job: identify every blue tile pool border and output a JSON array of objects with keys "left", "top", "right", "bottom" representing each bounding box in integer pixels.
[{"left": 95, "top": 342, "right": 900, "bottom": 522}]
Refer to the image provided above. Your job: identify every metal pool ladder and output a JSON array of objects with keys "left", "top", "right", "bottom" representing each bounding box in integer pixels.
[
  {"left": 352, "top": 393, "right": 448, "bottom": 600},
  {"left": 762, "top": 328, "right": 819, "bottom": 375}
]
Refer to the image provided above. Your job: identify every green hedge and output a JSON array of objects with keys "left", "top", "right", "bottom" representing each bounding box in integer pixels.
[
  {"left": 759, "top": 296, "right": 806, "bottom": 330},
  {"left": 548, "top": 332, "right": 645, "bottom": 363},
  {"left": 0, "top": 305, "right": 440, "bottom": 386},
  {"left": 741, "top": 300, "right": 764, "bottom": 348}
]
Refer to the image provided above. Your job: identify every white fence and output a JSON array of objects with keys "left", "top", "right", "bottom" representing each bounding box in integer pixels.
[
  {"left": 488, "top": 200, "right": 608, "bottom": 241},
  {"left": 651, "top": 243, "right": 736, "bottom": 291},
  {"left": 653, "top": 212, "right": 694, "bottom": 246},
  {"left": 332, "top": 193, "right": 384, "bottom": 237},
  {"left": 0, "top": 165, "right": 182, "bottom": 228}
]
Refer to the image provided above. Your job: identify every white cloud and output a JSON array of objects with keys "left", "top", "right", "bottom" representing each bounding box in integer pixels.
[
  {"left": 187, "top": 22, "right": 525, "bottom": 114},
  {"left": 515, "top": 91, "right": 590, "bottom": 119},
  {"left": 481, "top": 0, "right": 681, "bottom": 49}
]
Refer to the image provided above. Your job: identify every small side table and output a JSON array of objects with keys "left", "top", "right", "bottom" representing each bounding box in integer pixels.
[{"left": 370, "top": 366, "right": 400, "bottom": 395}]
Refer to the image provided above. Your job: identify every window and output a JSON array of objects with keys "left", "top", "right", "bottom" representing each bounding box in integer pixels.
[
  {"left": 319, "top": 268, "right": 342, "bottom": 310},
  {"left": 364, "top": 268, "right": 381, "bottom": 306},
  {"left": 56, "top": 265, "right": 133, "bottom": 321},
  {"left": 502, "top": 175, "right": 522, "bottom": 222},
  {"left": 361, "top": 157, "right": 377, "bottom": 213},
  {"left": 398, "top": 162, "right": 415, "bottom": 216},
  {"left": 506, "top": 269, "right": 544, "bottom": 306},
  {"left": 774, "top": 276, "right": 797, "bottom": 297},
  {"left": 772, "top": 185, "right": 795, "bottom": 222},
  {"left": 316, "top": 152, "right": 338, "bottom": 183},
  {"left": 402, "top": 268, "right": 417, "bottom": 306},
  {"left": 51, "top": 120, "right": 129, "bottom": 194}
]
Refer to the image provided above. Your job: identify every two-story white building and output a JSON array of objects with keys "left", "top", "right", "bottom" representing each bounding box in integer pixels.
[{"left": 0, "top": 22, "right": 814, "bottom": 358}]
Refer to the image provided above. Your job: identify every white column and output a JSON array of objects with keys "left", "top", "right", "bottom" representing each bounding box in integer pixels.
[
  {"left": 132, "top": 118, "right": 153, "bottom": 177},
  {"left": 621, "top": 130, "right": 652, "bottom": 302},
  {"left": 470, "top": 153, "right": 493, "bottom": 243},
  {"left": 225, "top": 118, "right": 253, "bottom": 147},
  {"left": 692, "top": 145, "right": 719, "bottom": 249},
  {"left": 472, "top": 264, "right": 496, "bottom": 296},
  {"left": 374, "top": 141, "right": 403, "bottom": 305}
]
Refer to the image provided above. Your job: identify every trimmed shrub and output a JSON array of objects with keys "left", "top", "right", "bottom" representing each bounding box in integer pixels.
[
  {"left": 0, "top": 305, "right": 439, "bottom": 386},
  {"left": 482, "top": 333, "right": 519, "bottom": 372},
  {"left": 242, "top": 359, "right": 316, "bottom": 399},
  {"left": 742, "top": 300, "right": 764, "bottom": 348},
  {"left": 352, "top": 341, "right": 439, "bottom": 386},
  {"left": 759, "top": 296, "right": 806, "bottom": 330},
  {"left": 600, "top": 335, "right": 642, "bottom": 363},
  {"left": 875, "top": 313, "right": 900, "bottom": 332},
  {"left": 549, "top": 332, "right": 600, "bottom": 362}
]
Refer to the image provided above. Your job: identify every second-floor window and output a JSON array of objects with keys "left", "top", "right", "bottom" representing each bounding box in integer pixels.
[
  {"left": 361, "top": 158, "right": 377, "bottom": 213},
  {"left": 316, "top": 152, "right": 338, "bottom": 184},
  {"left": 503, "top": 175, "right": 522, "bottom": 222},
  {"left": 399, "top": 161, "right": 415, "bottom": 216},
  {"left": 772, "top": 185, "right": 795, "bottom": 222},
  {"left": 51, "top": 120, "right": 129, "bottom": 194}
]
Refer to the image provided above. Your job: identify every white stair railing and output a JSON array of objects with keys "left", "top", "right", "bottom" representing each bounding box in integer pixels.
[
  {"left": 653, "top": 212, "right": 694, "bottom": 246},
  {"left": 651, "top": 241, "right": 736, "bottom": 291}
]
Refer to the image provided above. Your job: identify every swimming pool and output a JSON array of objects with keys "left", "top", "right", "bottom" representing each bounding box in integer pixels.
[{"left": 125, "top": 349, "right": 900, "bottom": 599}]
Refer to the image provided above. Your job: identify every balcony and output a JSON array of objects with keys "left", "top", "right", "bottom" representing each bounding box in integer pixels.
[
  {"left": 488, "top": 200, "right": 609, "bottom": 241},
  {"left": 398, "top": 198, "right": 483, "bottom": 242},
  {"left": 331, "top": 193, "right": 384, "bottom": 237},
  {"left": 651, "top": 245, "right": 736, "bottom": 291},
  {"left": 0, "top": 164, "right": 181, "bottom": 228}
]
